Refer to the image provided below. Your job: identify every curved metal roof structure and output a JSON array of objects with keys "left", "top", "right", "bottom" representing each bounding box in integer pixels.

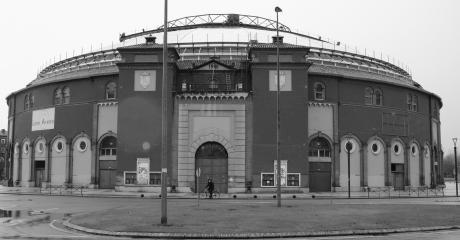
[
  {"left": 119, "top": 13, "right": 325, "bottom": 43},
  {"left": 19, "top": 13, "right": 433, "bottom": 97}
]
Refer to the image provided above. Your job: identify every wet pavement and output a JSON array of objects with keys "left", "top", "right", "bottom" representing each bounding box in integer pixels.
[{"left": 0, "top": 182, "right": 460, "bottom": 239}]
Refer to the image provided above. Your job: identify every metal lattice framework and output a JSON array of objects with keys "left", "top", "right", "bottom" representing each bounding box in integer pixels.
[{"left": 119, "top": 13, "right": 324, "bottom": 42}]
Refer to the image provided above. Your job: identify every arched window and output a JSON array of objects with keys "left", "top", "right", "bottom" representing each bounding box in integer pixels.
[
  {"left": 407, "top": 93, "right": 418, "bottom": 112},
  {"left": 309, "top": 137, "right": 331, "bottom": 157},
  {"left": 63, "top": 87, "right": 70, "bottom": 104},
  {"left": 54, "top": 88, "right": 62, "bottom": 105},
  {"left": 24, "top": 94, "right": 30, "bottom": 110},
  {"left": 374, "top": 89, "right": 383, "bottom": 106},
  {"left": 364, "top": 87, "right": 373, "bottom": 105},
  {"left": 100, "top": 136, "right": 117, "bottom": 156},
  {"left": 106, "top": 82, "right": 117, "bottom": 100},
  {"left": 27, "top": 94, "right": 34, "bottom": 108},
  {"left": 313, "top": 82, "right": 325, "bottom": 100}
]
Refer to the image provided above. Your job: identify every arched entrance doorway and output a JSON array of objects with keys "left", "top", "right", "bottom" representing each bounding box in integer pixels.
[
  {"left": 98, "top": 135, "right": 117, "bottom": 189},
  {"left": 308, "top": 137, "right": 332, "bottom": 192},
  {"left": 195, "top": 142, "right": 228, "bottom": 193}
]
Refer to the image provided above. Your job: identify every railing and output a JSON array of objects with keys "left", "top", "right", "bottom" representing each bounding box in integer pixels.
[
  {"left": 307, "top": 47, "right": 412, "bottom": 84},
  {"left": 362, "top": 186, "right": 445, "bottom": 199},
  {"left": 40, "top": 184, "right": 88, "bottom": 197},
  {"left": 177, "top": 83, "right": 246, "bottom": 93}
]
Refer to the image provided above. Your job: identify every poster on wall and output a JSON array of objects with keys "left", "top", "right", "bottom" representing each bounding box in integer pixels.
[
  {"left": 136, "top": 158, "right": 150, "bottom": 185},
  {"left": 269, "top": 70, "right": 292, "bottom": 91},
  {"left": 31, "top": 108, "right": 55, "bottom": 131},
  {"left": 274, "top": 160, "right": 288, "bottom": 186}
]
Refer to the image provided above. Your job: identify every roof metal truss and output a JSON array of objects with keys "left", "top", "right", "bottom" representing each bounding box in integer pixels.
[{"left": 119, "top": 13, "right": 324, "bottom": 43}]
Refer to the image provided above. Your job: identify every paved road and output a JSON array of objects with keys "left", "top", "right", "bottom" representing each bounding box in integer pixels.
[{"left": 1, "top": 194, "right": 460, "bottom": 239}]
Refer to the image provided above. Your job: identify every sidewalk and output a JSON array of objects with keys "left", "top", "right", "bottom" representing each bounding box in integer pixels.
[{"left": 0, "top": 185, "right": 450, "bottom": 199}]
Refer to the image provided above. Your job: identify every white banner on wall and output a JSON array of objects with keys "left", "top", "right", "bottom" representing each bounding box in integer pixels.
[
  {"left": 274, "top": 160, "right": 288, "bottom": 186},
  {"left": 31, "top": 108, "right": 55, "bottom": 131},
  {"left": 136, "top": 158, "right": 150, "bottom": 185}
]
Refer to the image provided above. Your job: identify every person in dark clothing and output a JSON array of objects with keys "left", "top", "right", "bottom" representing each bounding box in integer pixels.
[{"left": 206, "top": 178, "right": 215, "bottom": 199}]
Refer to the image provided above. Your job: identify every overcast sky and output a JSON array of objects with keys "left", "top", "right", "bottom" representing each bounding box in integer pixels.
[{"left": 0, "top": 0, "right": 458, "bottom": 153}]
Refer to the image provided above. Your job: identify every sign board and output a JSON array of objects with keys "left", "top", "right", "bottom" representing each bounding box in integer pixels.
[
  {"left": 136, "top": 158, "right": 150, "bottom": 185},
  {"left": 274, "top": 160, "right": 288, "bottom": 186},
  {"left": 31, "top": 108, "right": 55, "bottom": 131}
]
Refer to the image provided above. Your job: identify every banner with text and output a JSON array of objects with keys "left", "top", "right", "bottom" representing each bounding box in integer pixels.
[{"left": 31, "top": 108, "right": 55, "bottom": 131}]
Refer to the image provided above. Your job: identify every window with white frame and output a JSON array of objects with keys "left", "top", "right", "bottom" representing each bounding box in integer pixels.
[
  {"left": 309, "top": 137, "right": 331, "bottom": 157},
  {"left": 124, "top": 171, "right": 161, "bottom": 185},
  {"left": 287, "top": 173, "right": 300, "bottom": 187},
  {"left": 261, "top": 173, "right": 275, "bottom": 187}
]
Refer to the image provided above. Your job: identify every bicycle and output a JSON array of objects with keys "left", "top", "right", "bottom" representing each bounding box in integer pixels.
[{"left": 200, "top": 188, "right": 220, "bottom": 199}]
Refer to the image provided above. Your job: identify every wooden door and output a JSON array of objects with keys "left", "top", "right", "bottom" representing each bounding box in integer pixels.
[
  {"left": 309, "top": 162, "right": 331, "bottom": 192},
  {"left": 99, "top": 169, "right": 116, "bottom": 189},
  {"left": 195, "top": 142, "right": 228, "bottom": 193}
]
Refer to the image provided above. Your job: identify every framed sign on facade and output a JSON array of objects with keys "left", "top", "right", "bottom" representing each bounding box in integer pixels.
[{"left": 136, "top": 158, "right": 150, "bottom": 185}]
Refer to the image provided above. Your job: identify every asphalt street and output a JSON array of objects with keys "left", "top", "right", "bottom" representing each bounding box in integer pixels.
[{"left": 1, "top": 190, "right": 460, "bottom": 239}]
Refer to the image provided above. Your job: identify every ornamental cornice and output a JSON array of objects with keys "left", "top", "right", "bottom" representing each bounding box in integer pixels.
[{"left": 176, "top": 92, "right": 249, "bottom": 101}]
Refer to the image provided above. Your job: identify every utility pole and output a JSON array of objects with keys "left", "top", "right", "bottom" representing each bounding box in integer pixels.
[
  {"left": 275, "top": 6, "right": 282, "bottom": 208},
  {"left": 160, "top": 0, "right": 168, "bottom": 225},
  {"left": 346, "top": 140, "right": 352, "bottom": 199},
  {"left": 453, "top": 138, "right": 458, "bottom": 197}
]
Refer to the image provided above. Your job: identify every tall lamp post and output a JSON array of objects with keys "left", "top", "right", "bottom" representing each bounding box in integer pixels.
[
  {"left": 453, "top": 138, "right": 458, "bottom": 197},
  {"left": 160, "top": 0, "right": 168, "bottom": 225},
  {"left": 345, "top": 140, "right": 353, "bottom": 199},
  {"left": 275, "top": 6, "right": 282, "bottom": 208}
]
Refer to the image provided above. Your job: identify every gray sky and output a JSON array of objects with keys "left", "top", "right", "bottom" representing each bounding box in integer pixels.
[{"left": 0, "top": 0, "right": 459, "bottom": 153}]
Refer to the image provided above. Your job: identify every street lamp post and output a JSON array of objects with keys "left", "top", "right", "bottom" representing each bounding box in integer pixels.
[
  {"left": 275, "top": 6, "right": 282, "bottom": 208},
  {"left": 345, "top": 140, "right": 353, "bottom": 199},
  {"left": 160, "top": 0, "right": 168, "bottom": 225},
  {"left": 453, "top": 138, "right": 458, "bottom": 197}
]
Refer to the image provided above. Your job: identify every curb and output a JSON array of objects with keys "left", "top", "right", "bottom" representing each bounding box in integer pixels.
[{"left": 63, "top": 219, "right": 460, "bottom": 239}]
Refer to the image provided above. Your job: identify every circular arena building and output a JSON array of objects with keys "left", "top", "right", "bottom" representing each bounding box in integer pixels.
[{"left": 6, "top": 14, "right": 443, "bottom": 193}]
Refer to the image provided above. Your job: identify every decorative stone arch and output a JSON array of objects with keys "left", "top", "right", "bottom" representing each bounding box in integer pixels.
[
  {"left": 390, "top": 137, "right": 406, "bottom": 152},
  {"left": 365, "top": 135, "right": 386, "bottom": 187},
  {"left": 190, "top": 133, "right": 235, "bottom": 156},
  {"left": 12, "top": 142, "right": 20, "bottom": 183},
  {"left": 50, "top": 134, "right": 67, "bottom": 147},
  {"left": 408, "top": 138, "right": 422, "bottom": 187},
  {"left": 70, "top": 132, "right": 92, "bottom": 186},
  {"left": 389, "top": 137, "right": 407, "bottom": 189},
  {"left": 49, "top": 134, "right": 68, "bottom": 186},
  {"left": 189, "top": 132, "right": 244, "bottom": 193},
  {"left": 97, "top": 131, "right": 117, "bottom": 189},
  {"left": 423, "top": 141, "right": 432, "bottom": 187},
  {"left": 338, "top": 134, "right": 362, "bottom": 190},
  {"left": 71, "top": 132, "right": 91, "bottom": 149},
  {"left": 20, "top": 137, "right": 32, "bottom": 186},
  {"left": 97, "top": 131, "right": 117, "bottom": 147},
  {"left": 32, "top": 135, "right": 48, "bottom": 187},
  {"left": 308, "top": 131, "right": 333, "bottom": 148},
  {"left": 340, "top": 134, "right": 362, "bottom": 152}
]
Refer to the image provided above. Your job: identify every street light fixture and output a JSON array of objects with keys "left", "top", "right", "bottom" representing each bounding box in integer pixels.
[
  {"left": 345, "top": 139, "right": 353, "bottom": 199},
  {"left": 275, "top": 6, "right": 282, "bottom": 208},
  {"left": 160, "top": 0, "right": 168, "bottom": 225},
  {"left": 453, "top": 138, "right": 458, "bottom": 197}
]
